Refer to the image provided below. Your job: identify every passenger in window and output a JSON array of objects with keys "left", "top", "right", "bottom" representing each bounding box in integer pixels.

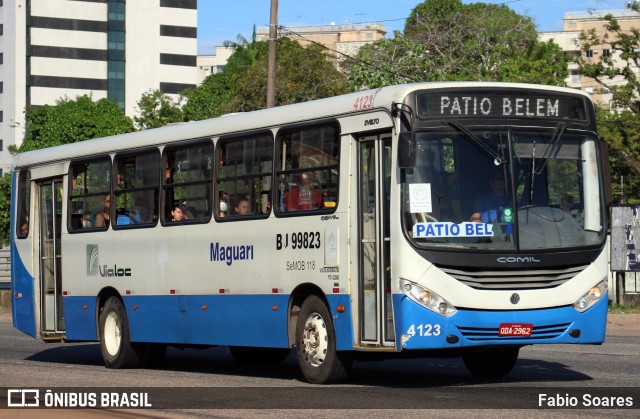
[
  {"left": 20, "top": 218, "right": 29, "bottom": 236},
  {"left": 131, "top": 197, "right": 151, "bottom": 223},
  {"left": 82, "top": 211, "right": 92, "bottom": 228},
  {"left": 185, "top": 206, "right": 197, "bottom": 219},
  {"left": 219, "top": 192, "right": 229, "bottom": 217},
  {"left": 234, "top": 197, "right": 251, "bottom": 215},
  {"left": 94, "top": 194, "right": 111, "bottom": 227},
  {"left": 285, "top": 172, "right": 324, "bottom": 211},
  {"left": 170, "top": 203, "right": 186, "bottom": 221},
  {"left": 560, "top": 193, "right": 574, "bottom": 214}
]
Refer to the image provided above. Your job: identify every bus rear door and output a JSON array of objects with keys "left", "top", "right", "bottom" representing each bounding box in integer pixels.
[{"left": 37, "top": 178, "right": 65, "bottom": 339}]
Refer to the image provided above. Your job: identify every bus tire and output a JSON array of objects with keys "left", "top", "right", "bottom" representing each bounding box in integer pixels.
[
  {"left": 295, "top": 295, "right": 351, "bottom": 384},
  {"left": 99, "top": 296, "right": 143, "bottom": 369},
  {"left": 462, "top": 347, "right": 520, "bottom": 378},
  {"left": 229, "top": 346, "right": 291, "bottom": 363}
]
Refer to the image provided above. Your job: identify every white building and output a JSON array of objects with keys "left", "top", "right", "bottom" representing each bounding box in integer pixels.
[
  {"left": 0, "top": 0, "right": 198, "bottom": 175},
  {"left": 197, "top": 46, "right": 234, "bottom": 85}
]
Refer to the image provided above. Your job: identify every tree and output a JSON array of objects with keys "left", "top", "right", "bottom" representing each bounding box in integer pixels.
[
  {"left": 577, "top": 2, "right": 640, "bottom": 195},
  {"left": 226, "top": 37, "right": 349, "bottom": 112},
  {"left": 17, "top": 95, "right": 134, "bottom": 153},
  {"left": 134, "top": 89, "right": 184, "bottom": 129},
  {"left": 223, "top": 25, "right": 267, "bottom": 74},
  {"left": 182, "top": 72, "right": 235, "bottom": 121},
  {"left": 0, "top": 173, "right": 11, "bottom": 246},
  {"left": 1, "top": 96, "right": 134, "bottom": 245},
  {"left": 344, "top": 0, "right": 567, "bottom": 89}
]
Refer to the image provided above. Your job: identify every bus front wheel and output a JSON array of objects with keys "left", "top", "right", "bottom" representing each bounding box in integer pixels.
[
  {"left": 99, "top": 296, "right": 143, "bottom": 369},
  {"left": 462, "top": 347, "right": 520, "bottom": 378},
  {"left": 295, "top": 295, "right": 351, "bottom": 384}
]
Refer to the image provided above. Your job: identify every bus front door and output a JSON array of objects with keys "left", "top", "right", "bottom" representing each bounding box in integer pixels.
[
  {"left": 37, "top": 178, "right": 65, "bottom": 338},
  {"left": 358, "top": 134, "right": 394, "bottom": 347}
]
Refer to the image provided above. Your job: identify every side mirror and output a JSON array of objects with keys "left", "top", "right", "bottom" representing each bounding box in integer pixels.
[{"left": 398, "top": 132, "right": 416, "bottom": 169}]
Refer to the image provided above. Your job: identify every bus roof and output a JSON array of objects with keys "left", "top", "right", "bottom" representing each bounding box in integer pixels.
[{"left": 12, "top": 82, "right": 590, "bottom": 170}]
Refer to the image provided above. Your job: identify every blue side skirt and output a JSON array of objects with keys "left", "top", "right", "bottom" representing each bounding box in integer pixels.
[{"left": 63, "top": 293, "right": 354, "bottom": 350}]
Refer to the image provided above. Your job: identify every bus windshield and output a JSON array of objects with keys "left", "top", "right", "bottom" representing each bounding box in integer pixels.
[{"left": 404, "top": 127, "right": 604, "bottom": 251}]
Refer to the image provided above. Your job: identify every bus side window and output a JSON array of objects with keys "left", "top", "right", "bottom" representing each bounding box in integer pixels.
[
  {"left": 216, "top": 132, "right": 273, "bottom": 219},
  {"left": 275, "top": 122, "right": 339, "bottom": 214},
  {"left": 68, "top": 158, "right": 111, "bottom": 232},
  {"left": 114, "top": 149, "right": 160, "bottom": 228},
  {"left": 16, "top": 170, "right": 31, "bottom": 239},
  {"left": 162, "top": 141, "right": 214, "bottom": 224}
]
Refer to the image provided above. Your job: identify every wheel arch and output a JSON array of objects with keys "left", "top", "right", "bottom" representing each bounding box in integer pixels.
[
  {"left": 287, "top": 283, "right": 328, "bottom": 347},
  {"left": 95, "top": 287, "right": 122, "bottom": 340}
]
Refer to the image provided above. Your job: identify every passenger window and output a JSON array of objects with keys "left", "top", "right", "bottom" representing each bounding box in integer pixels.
[
  {"left": 216, "top": 132, "right": 273, "bottom": 218},
  {"left": 68, "top": 158, "right": 111, "bottom": 231},
  {"left": 276, "top": 123, "right": 339, "bottom": 213},
  {"left": 114, "top": 150, "right": 160, "bottom": 227},
  {"left": 16, "top": 170, "right": 31, "bottom": 238},
  {"left": 162, "top": 141, "right": 213, "bottom": 224}
]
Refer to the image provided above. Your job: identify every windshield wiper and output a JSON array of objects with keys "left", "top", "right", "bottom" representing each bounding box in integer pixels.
[
  {"left": 535, "top": 122, "right": 566, "bottom": 175},
  {"left": 529, "top": 122, "right": 566, "bottom": 205},
  {"left": 446, "top": 122, "right": 506, "bottom": 165}
]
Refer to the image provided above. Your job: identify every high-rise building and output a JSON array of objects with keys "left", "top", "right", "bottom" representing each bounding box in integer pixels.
[
  {"left": 257, "top": 23, "right": 386, "bottom": 65},
  {"left": 539, "top": 9, "right": 640, "bottom": 107},
  {"left": 0, "top": 0, "right": 198, "bottom": 175}
]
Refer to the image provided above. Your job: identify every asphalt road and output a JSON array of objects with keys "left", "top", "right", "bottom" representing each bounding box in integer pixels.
[{"left": 0, "top": 314, "right": 638, "bottom": 417}]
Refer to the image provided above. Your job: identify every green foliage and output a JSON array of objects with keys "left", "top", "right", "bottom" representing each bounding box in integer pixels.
[
  {"left": 344, "top": 32, "right": 428, "bottom": 90},
  {"left": 608, "top": 303, "right": 640, "bottom": 314},
  {"left": 224, "top": 38, "right": 349, "bottom": 112},
  {"left": 345, "top": 0, "right": 567, "bottom": 88},
  {"left": 497, "top": 40, "right": 568, "bottom": 85},
  {"left": 1, "top": 96, "right": 134, "bottom": 245},
  {"left": 223, "top": 25, "right": 268, "bottom": 74},
  {"left": 134, "top": 90, "right": 184, "bottom": 129},
  {"left": 577, "top": 3, "right": 640, "bottom": 199},
  {"left": 182, "top": 72, "right": 235, "bottom": 121},
  {"left": 230, "top": 39, "right": 349, "bottom": 111},
  {"left": 19, "top": 95, "right": 134, "bottom": 153},
  {"left": 0, "top": 173, "right": 12, "bottom": 247}
]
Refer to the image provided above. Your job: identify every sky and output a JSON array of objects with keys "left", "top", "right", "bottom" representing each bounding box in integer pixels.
[{"left": 197, "top": 0, "right": 633, "bottom": 55}]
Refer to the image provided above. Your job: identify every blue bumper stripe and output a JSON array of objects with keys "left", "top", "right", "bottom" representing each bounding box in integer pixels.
[{"left": 392, "top": 292, "right": 608, "bottom": 349}]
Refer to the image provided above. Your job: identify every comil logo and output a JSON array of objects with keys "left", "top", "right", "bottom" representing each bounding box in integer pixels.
[{"left": 7, "top": 389, "right": 40, "bottom": 407}]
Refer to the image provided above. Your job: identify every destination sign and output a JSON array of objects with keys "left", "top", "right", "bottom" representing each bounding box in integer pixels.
[{"left": 416, "top": 90, "right": 588, "bottom": 121}]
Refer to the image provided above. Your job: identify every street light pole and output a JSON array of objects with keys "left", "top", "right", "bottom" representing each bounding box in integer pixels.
[{"left": 266, "top": 0, "right": 278, "bottom": 108}]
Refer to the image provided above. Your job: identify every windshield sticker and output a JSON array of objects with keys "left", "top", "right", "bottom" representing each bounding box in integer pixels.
[
  {"left": 413, "top": 222, "right": 494, "bottom": 238},
  {"left": 409, "top": 183, "right": 432, "bottom": 213}
]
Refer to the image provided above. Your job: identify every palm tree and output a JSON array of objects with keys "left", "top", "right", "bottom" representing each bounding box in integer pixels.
[{"left": 223, "top": 25, "right": 267, "bottom": 74}]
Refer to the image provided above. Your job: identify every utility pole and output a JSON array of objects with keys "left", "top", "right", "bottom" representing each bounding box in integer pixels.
[{"left": 266, "top": 0, "right": 278, "bottom": 108}]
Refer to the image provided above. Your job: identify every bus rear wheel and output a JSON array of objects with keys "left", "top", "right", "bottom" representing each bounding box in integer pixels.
[
  {"left": 295, "top": 295, "right": 351, "bottom": 384},
  {"left": 99, "top": 296, "right": 143, "bottom": 369},
  {"left": 462, "top": 347, "right": 520, "bottom": 378}
]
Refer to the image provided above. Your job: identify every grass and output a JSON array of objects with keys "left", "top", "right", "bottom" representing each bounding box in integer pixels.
[{"left": 608, "top": 303, "right": 640, "bottom": 314}]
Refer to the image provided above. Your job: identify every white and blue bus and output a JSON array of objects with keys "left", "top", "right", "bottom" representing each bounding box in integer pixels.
[{"left": 11, "top": 82, "right": 611, "bottom": 383}]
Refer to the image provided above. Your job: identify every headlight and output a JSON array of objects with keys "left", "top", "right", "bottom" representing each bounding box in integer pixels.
[
  {"left": 399, "top": 278, "right": 457, "bottom": 317},
  {"left": 573, "top": 279, "right": 607, "bottom": 312}
]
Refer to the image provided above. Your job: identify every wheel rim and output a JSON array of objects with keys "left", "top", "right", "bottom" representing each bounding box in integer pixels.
[
  {"left": 302, "top": 312, "right": 328, "bottom": 367},
  {"left": 104, "top": 311, "right": 122, "bottom": 356}
]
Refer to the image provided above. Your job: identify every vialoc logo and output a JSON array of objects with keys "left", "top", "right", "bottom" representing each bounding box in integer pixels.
[
  {"left": 87, "top": 244, "right": 100, "bottom": 276},
  {"left": 86, "top": 244, "right": 132, "bottom": 277}
]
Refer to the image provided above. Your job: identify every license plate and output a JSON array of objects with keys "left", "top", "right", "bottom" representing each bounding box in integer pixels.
[{"left": 498, "top": 323, "right": 533, "bottom": 337}]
